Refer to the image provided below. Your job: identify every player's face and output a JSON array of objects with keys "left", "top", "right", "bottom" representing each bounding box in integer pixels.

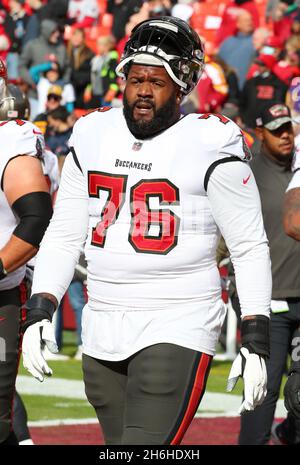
[
  {"left": 262, "top": 123, "right": 294, "bottom": 163},
  {"left": 123, "top": 64, "right": 181, "bottom": 138}
]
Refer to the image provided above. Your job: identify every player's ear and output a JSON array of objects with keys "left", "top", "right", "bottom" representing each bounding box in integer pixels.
[{"left": 176, "top": 90, "right": 183, "bottom": 105}]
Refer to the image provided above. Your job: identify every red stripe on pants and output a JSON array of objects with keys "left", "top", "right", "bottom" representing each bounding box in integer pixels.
[
  {"left": 10, "top": 280, "right": 28, "bottom": 431},
  {"left": 170, "top": 353, "right": 212, "bottom": 445}
]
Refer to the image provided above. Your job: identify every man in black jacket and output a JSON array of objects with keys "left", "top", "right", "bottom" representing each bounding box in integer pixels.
[{"left": 240, "top": 54, "right": 288, "bottom": 128}]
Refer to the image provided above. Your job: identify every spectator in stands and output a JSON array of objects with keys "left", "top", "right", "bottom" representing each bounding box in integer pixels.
[
  {"left": 273, "top": 1, "right": 300, "bottom": 45},
  {"left": 116, "top": 3, "right": 148, "bottom": 56},
  {"left": 266, "top": 0, "right": 291, "bottom": 22},
  {"left": 171, "top": 0, "right": 194, "bottom": 24},
  {"left": 218, "top": 9, "right": 256, "bottom": 90},
  {"left": 239, "top": 102, "right": 300, "bottom": 445},
  {"left": 215, "top": 0, "right": 260, "bottom": 48},
  {"left": 217, "top": 57, "right": 241, "bottom": 116},
  {"left": 147, "top": 0, "right": 172, "bottom": 17},
  {"left": 240, "top": 54, "right": 288, "bottom": 128},
  {"left": 84, "top": 35, "right": 119, "bottom": 109},
  {"left": 23, "top": 0, "right": 68, "bottom": 45},
  {"left": 45, "top": 105, "right": 73, "bottom": 172},
  {"left": 67, "top": 28, "right": 94, "bottom": 109},
  {"left": 67, "top": 0, "right": 99, "bottom": 30},
  {"left": 107, "top": 0, "right": 144, "bottom": 42},
  {"left": 19, "top": 18, "right": 70, "bottom": 119},
  {"left": 0, "top": 9, "right": 11, "bottom": 64},
  {"left": 31, "top": 62, "right": 75, "bottom": 114},
  {"left": 247, "top": 35, "right": 284, "bottom": 80},
  {"left": 5, "top": 0, "right": 30, "bottom": 79},
  {"left": 34, "top": 87, "right": 64, "bottom": 136},
  {"left": 195, "top": 52, "right": 229, "bottom": 114},
  {"left": 290, "top": 11, "right": 300, "bottom": 39},
  {"left": 273, "top": 36, "right": 300, "bottom": 85},
  {"left": 251, "top": 26, "right": 271, "bottom": 57}
]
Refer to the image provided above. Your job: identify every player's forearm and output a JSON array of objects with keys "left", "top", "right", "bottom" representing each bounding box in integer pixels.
[
  {"left": 283, "top": 187, "right": 300, "bottom": 241},
  {"left": 232, "top": 242, "right": 272, "bottom": 318},
  {"left": 0, "top": 235, "right": 38, "bottom": 272},
  {"left": 31, "top": 237, "right": 82, "bottom": 304},
  {"left": 31, "top": 155, "right": 89, "bottom": 302},
  {"left": 207, "top": 161, "right": 272, "bottom": 318}
]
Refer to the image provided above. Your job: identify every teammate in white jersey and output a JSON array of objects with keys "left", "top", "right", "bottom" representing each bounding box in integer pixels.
[
  {"left": 0, "top": 61, "right": 53, "bottom": 445},
  {"left": 22, "top": 17, "right": 272, "bottom": 445},
  {"left": 284, "top": 138, "right": 300, "bottom": 241},
  {"left": 283, "top": 144, "right": 300, "bottom": 421}
]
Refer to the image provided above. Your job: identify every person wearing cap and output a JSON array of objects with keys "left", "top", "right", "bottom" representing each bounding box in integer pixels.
[
  {"left": 240, "top": 54, "right": 288, "bottom": 128},
  {"left": 31, "top": 61, "right": 75, "bottom": 115},
  {"left": 246, "top": 33, "right": 283, "bottom": 81},
  {"left": 33, "top": 87, "right": 67, "bottom": 137},
  {"left": 238, "top": 102, "right": 300, "bottom": 445},
  {"left": 20, "top": 17, "right": 271, "bottom": 445}
]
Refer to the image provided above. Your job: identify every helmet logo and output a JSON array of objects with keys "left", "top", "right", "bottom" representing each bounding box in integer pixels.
[{"left": 181, "top": 64, "right": 190, "bottom": 74}]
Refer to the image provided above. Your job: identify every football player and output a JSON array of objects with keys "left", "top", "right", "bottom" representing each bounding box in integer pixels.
[
  {"left": 0, "top": 60, "right": 53, "bottom": 445},
  {"left": 22, "top": 17, "right": 272, "bottom": 445},
  {"left": 282, "top": 144, "right": 300, "bottom": 422}
]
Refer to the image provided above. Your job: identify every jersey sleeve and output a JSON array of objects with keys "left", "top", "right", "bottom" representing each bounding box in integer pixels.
[
  {"left": 204, "top": 119, "right": 252, "bottom": 192},
  {"left": 207, "top": 159, "right": 272, "bottom": 319},
  {"left": 217, "top": 121, "right": 252, "bottom": 162},
  {"left": 67, "top": 123, "right": 83, "bottom": 173},
  {"left": 3, "top": 120, "right": 40, "bottom": 159},
  {"left": 292, "top": 143, "right": 300, "bottom": 173},
  {"left": 287, "top": 169, "right": 300, "bottom": 191},
  {"left": 0, "top": 120, "right": 41, "bottom": 190},
  {"left": 31, "top": 153, "right": 89, "bottom": 303}
]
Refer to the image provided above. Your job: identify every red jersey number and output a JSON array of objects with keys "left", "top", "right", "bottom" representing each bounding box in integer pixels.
[
  {"left": 88, "top": 172, "right": 180, "bottom": 254},
  {"left": 88, "top": 171, "right": 128, "bottom": 248},
  {"left": 129, "top": 179, "right": 180, "bottom": 254}
]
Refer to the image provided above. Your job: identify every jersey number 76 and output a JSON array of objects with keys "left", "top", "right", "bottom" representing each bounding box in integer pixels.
[{"left": 88, "top": 171, "right": 180, "bottom": 255}]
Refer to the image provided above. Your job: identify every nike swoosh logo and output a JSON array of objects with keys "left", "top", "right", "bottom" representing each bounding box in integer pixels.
[
  {"left": 243, "top": 174, "right": 251, "bottom": 185},
  {"left": 33, "top": 129, "right": 42, "bottom": 135}
]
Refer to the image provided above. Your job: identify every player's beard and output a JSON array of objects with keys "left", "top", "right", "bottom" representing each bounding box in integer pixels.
[{"left": 123, "top": 93, "right": 179, "bottom": 140}]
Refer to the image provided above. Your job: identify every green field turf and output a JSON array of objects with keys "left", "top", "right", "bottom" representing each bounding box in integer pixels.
[
  {"left": 21, "top": 395, "right": 95, "bottom": 421},
  {"left": 18, "top": 331, "right": 287, "bottom": 423}
]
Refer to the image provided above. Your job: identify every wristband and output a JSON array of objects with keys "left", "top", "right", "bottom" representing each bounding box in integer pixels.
[
  {"left": 241, "top": 315, "right": 270, "bottom": 357},
  {"left": 23, "top": 294, "right": 56, "bottom": 332}
]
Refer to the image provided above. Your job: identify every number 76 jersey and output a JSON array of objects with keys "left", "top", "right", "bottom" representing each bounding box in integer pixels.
[{"left": 57, "top": 107, "right": 251, "bottom": 359}]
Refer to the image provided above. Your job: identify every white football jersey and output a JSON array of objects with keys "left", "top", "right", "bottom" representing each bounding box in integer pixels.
[
  {"left": 288, "top": 134, "right": 300, "bottom": 190},
  {"left": 42, "top": 148, "right": 60, "bottom": 195},
  {"left": 0, "top": 119, "right": 40, "bottom": 290},
  {"left": 32, "top": 108, "right": 271, "bottom": 360}
]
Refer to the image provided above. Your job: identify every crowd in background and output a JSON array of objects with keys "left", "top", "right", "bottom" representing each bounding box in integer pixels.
[
  {"left": 0, "top": 0, "right": 298, "bottom": 163},
  {"left": 0, "top": 0, "right": 299, "bottom": 159}
]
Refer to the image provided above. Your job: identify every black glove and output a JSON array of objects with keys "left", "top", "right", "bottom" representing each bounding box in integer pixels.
[{"left": 284, "top": 371, "right": 300, "bottom": 419}]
